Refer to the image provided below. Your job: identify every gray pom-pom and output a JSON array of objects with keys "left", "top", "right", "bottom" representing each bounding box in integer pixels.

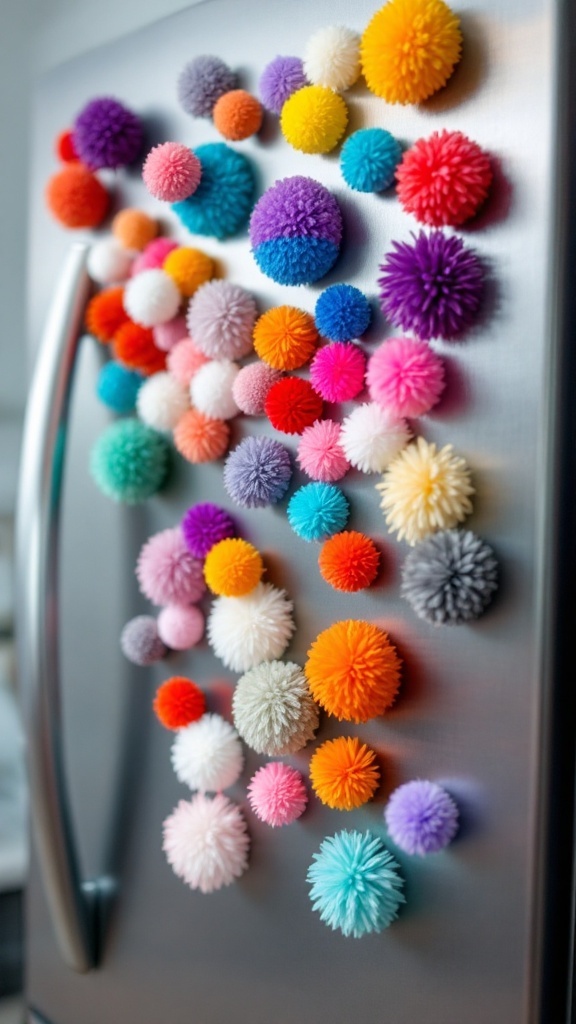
[{"left": 401, "top": 529, "right": 498, "bottom": 626}]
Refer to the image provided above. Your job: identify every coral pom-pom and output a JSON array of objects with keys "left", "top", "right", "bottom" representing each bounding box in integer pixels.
[
  {"left": 73, "top": 96, "right": 143, "bottom": 169},
  {"left": 131, "top": 238, "right": 178, "bottom": 276},
  {"left": 318, "top": 531, "right": 380, "bottom": 592},
  {"left": 163, "top": 793, "right": 249, "bottom": 893},
  {"left": 401, "top": 528, "right": 498, "bottom": 625},
  {"left": 113, "top": 322, "right": 166, "bottom": 377},
  {"left": 315, "top": 284, "right": 372, "bottom": 342},
  {"left": 181, "top": 502, "right": 236, "bottom": 559},
  {"left": 297, "top": 419, "right": 349, "bottom": 483},
  {"left": 187, "top": 280, "right": 257, "bottom": 361},
  {"left": 232, "top": 362, "right": 282, "bottom": 416},
  {"left": 123, "top": 269, "right": 181, "bottom": 329},
  {"left": 281, "top": 85, "right": 348, "bottom": 155},
  {"left": 112, "top": 208, "right": 157, "bottom": 251},
  {"left": 204, "top": 538, "right": 264, "bottom": 597},
  {"left": 163, "top": 247, "right": 214, "bottom": 299},
  {"left": 367, "top": 337, "right": 445, "bottom": 418},
  {"left": 85, "top": 287, "right": 129, "bottom": 343},
  {"left": 265, "top": 377, "right": 323, "bottom": 435},
  {"left": 173, "top": 409, "right": 230, "bottom": 464},
  {"left": 213, "top": 89, "right": 263, "bottom": 141},
  {"left": 254, "top": 306, "right": 318, "bottom": 371},
  {"left": 247, "top": 762, "right": 308, "bottom": 827},
  {"left": 208, "top": 584, "right": 295, "bottom": 673},
  {"left": 143, "top": 142, "right": 201, "bottom": 202},
  {"left": 153, "top": 677, "right": 206, "bottom": 730},
  {"left": 136, "top": 527, "right": 205, "bottom": 606},
  {"left": 167, "top": 338, "right": 208, "bottom": 387},
  {"left": 259, "top": 56, "right": 307, "bottom": 114},
  {"left": 310, "top": 342, "right": 366, "bottom": 403},
  {"left": 172, "top": 142, "right": 255, "bottom": 241},
  {"left": 310, "top": 736, "right": 380, "bottom": 810},
  {"left": 340, "top": 402, "right": 411, "bottom": 474},
  {"left": 171, "top": 713, "right": 243, "bottom": 793},
  {"left": 96, "top": 362, "right": 142, "bottom": 414},
  {"left": 55, "top": 129, "right": 78, "bottom": 162},
  {"left": 177, "top": 56, "right": 238, "bottom": 118},
  {"left": 232, "top": 660, "right": 319, "bottom": 755},
  {"left": 90, "top": 419, "right": 169, "bottom": 503},
  {"left": 340, "top": 128, "right": 402, "bottom": 193},
  {"left": 396, "top": 130, "right": 493, "bottom": 227},
  {"left": 385, "top": 779, "right": 459, "bottom": 855},
  {"left": 303, "top": 25, "right": 361, "bottom": 92},
  {"left": 305, "top": 619, "right": 401, "bottom": 722},
  {"left": 190, "top": 360, "right": 240, "bottom": 420},
  {"left": 45, "top": 163, "right": 109, "bottom": 229},
  {"left": 136, "top": 372, "right": 189, "bottom": 432},
  {"left": 223, "top": 436, "right": 292, "bottom": 508},
  {"left": 120, "top": 615, "right": 167, "bottom": 666},
  {"left": 157, "top": 604, "right": 204, "bottom": 651},
  {"left": 287, "top": 483, "right": 349, "bottom": 542}
]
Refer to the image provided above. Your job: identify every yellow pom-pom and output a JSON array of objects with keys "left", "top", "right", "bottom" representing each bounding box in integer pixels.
[
  {"left": 361, "top": 0, "right": 462, "bottom": 105},
  {"left": 163, "top": 247, "right": 215, "bottom": 298},
  {"left": 280, "top": 85, "right": 348, "bottom": 155},
  {"left": 309, "top": 736, "right": 380, "bottom": 810},
  {"left": 305, "top": 619, "right": 401, "bottom": 723},
  {"left": 253, "top": 306, "right": 319, "bottom": 371},
  {"left": 204, "top": 538, "right": 264, "bottom": 597}
]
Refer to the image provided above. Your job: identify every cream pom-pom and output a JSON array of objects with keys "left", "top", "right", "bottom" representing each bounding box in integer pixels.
[
  {"left": 190, "top": 359, "right": 240, "bottom": 420},
  {"left": 136, "top": 371, "right": 189, "bottom": 432},
  {"left": 163, "top": 792, "right": 249, "bottom": 893},
  {"left": 232, "top": 660, "right": 319, "bottom": 755},
  {"left": 87, "top": 237, "right": 134, "bottom": 284},
  {"left": 303, "top": 25, "right": 361, "bottom": 92},
  {"left": 123, "top": 268, "right": 181, "bottom": 327},
  {"left": 207, "top": 582, "right": 295, "bottom": 673},
  {"left": 171, "top": 713, "right": 244, "bottom": 792},
  {"left": 340, "top": 402, "right": 411, "bottom": 474}
]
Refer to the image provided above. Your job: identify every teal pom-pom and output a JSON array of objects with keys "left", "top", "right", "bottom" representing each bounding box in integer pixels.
[
  {"left": 96, "top": 361, "right": 142, "bottom": 414},
  {"left": 287, "top": 482, "right": 349, "bottom": 541},
  {"left": 307, "top": 830, "right": 405, "bottom": 937},
  {"left": 340, "top": 128, "right": 402, "bottom": 193},
  {"left": 90, "top": 418, "right": 170, "bottom": 503},
  {"left": 172, "top": 142, "right": 255, "bottom": 240}
]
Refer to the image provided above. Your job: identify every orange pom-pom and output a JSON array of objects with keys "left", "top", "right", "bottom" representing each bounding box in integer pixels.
[
  {"left": 45, "top": 162, "right": 109, "bottom": 229},
  {"left": 163, "top": 247, "right": 214, "bottom": 298},
  {"left": 253, "top": 306, "right": 319, "bottom": 371},
  {"left": 173, "top": 409, "right": 230, "bottom": 463},
  {"left": 309, "top": 736, "right": 380, "bottom": 810},
  {"left": 113, "top": 321, "right": 167, "bottom": 376},
  {"left": 213, "top": 89, "right": 263, "bottom": 141},
  {"left": 85, "top": 286, "right": 129, "bottom": 343},
  {"left": 55, "top": 129, "right": 78, "bottom": 163},
  {"left": 318, "top": 531, "right": 380, "bottom": 592},
  {"left": 305, "top": 619, "right": 401, "bottom": 723},
  {"left": 112, "top": 208, "right": 157, "bottom": 251},
  {"left": 204, "top": 538, "right": 264, "bottom": 597},
  {"left": 153, "top": 676, "right": 206, "bottom": 729}
]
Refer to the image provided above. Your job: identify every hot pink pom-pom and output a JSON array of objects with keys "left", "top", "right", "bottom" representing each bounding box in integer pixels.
[
  {"left": 297, "top": 419, "right": 350, "bottom": 482},
  {"left": 310, "top": 342, "right": 366, "bottom": 403},
  {"left": 153, "top": 315, "right": 188, "bottom": 352},
  {"left": 136, "top": 527, "right": 206, "bottom": 606},
  {"left": 247, "top": 762, "right": 308, "bottom": 827},
  {"left": 167, "top": 338, "right": 209, "bottom": 387},
  {"left": 366, "top": 337, "right": 445, "bottom": 418},
  {"left": 157, "top": 604, "right": 205, "bottom": 650},
  {"left": 232, "top": 362, "right": 282, "bottom": 416},
  {"left": 143, "top": 142, "right": 202, "bottom": 203},
  {"left": 396, "top": 131, "right": 493, "bottom": 227},
  {"left": 131, "top": 238, "right": 178, "bottom": 276}
]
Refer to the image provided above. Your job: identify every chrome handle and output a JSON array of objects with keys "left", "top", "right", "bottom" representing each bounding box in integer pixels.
[{"left": 16, "top": 243, "right": 110, "bottom": 973}]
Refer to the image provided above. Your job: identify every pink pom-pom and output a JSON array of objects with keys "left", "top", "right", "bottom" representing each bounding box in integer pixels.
[
  {"left": 232, "top": 362, "right": 282, "bottom": 416},
  {"left": 157, "top": 604, "right": 205, "bottom": 650},
  {"left": 167, "top": 338, "right": 209, "bottom": 387},
  {"left": 153, "top": 315, "right": 188, "bottom": 352},
  {"left": 310, "top": 342, "right": 366, "bottom": 403},
  {"left": 143, "top": 142, "right": 202, "bottom": 203},
  {"left": 163, "top": 792, "right": 249, "bottom": 892},
  {"left": 136, "top": 527, "right": 205, "bottom": 606},
  {"left": 247, "top": 762, "right": 308, "bottom": 827},
  {"left": 297, "top": 419, "right": 350, "bottom": 482},
  {"left": 396, "top": 130, "right": 493, "bottom": 228},
  {"left": 131, "top": 238, "right": 178, "bottom": 276},
  {"left": 366, "top": 337, "right": 445, "bottom": 418}
]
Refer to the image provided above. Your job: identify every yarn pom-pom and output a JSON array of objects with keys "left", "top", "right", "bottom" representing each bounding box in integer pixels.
[
  {"left": 112, "top": 209, "right": 156, "bottom": 252},
  {"left": 73, "top": 96, "right": 143, "bottom": 169},
  {"left": 157, "top": 604, "right": 204, "bottom": 651},
  {"left": 163, "top": 792, "right": 249, "bottom": 893},
  {"left": 232, "top": 660, "right": 319, "bottom": 755},
  {"left": 376, "top": 437, "right": 474, "bottom": 545},
  {"left": 306, "top": 619, "right": 401, "bottom": 722},
  {"left": 173, "top": 409, "right": 230, "bottom": 464},
  {"left": 153, "top": 315, "right": 188, "bottom": 353},
  {"left": 208, "top": 583, "right": 295, "bottom": 673},
  {"left": 315, "top": 284, "right": 372, "bottom": 342},
  {"left": 143, "top": 142, "right": 201, "bottom": 202},
  {"left": 378, "top": 231, "right": 484, "bottom": 341},
  {"left": 172, "top": 142, "right": 255, "bottom": 240},
  {"left": 86, "top": 287, "right": 129, "bottom": 343},
  {"left": 309, "top": 342, "right": 366, "bottom": 403},
  {"left": 131, "top": 238, "right": 178, "bottom": 276},
  {"left": 318, "top": 531, "right": 380, "bottom": 592},
  {"left": 120, "top": 615, "right": 167, "bottom": 666},
  {"left": 247, "top": 762, "right": 308, "bottom": 827},
  {"left": 167, "top": 338, "right": 209, "bottom": 387},
  {"left": 259, "top": 56, "right": 307, "bottom": 114},
  {"left": 254, "top": 306, "right": 318, "bottom": 371},
  {"left": 87, "top": 238, "right": 134, "bottom": 286},
  {"left": 113, "top": 322, "right": 166, "bottom": 377},
  {"left": 213, "top": 90, "right": 263, "bottom": 141},
  {"left": 123, "top": 269, "right": 181, "bottom": 329},
  {"left": 307, "top": 830, "right": 404, "bottom": 937},
  {"left": 177, "top": 55, "right": 238, "bottom": 118},
  {"left": 287, "top": 482, "right": 349, "bottom": 542},
  {"left": 303, "top": 25, "right": 361, "bottom": 92},
  {"left": 90, "top": 419, "right": 169, "bottom": 503},
  {"left": 385, "top": 779, "right": 459, "bottom": 855},
  {"left": 265, "top": 377, "right": 323, "bottom": 435},
  {"left": 204, "top": 538, "right": 264, "bottom": 597},
  {"left": 340, "top": 128, "right": 402, "bottom": 192},
  {"left": 96, "top": 362, "right": 142, "bottom": 414},
  {"left": 232, "top": 362, "right": 282, "bottom": 416},
  {"left": 297, "top": 419, "right": 349, "bottom": 483},
  {"left": 367, "top": 337, "right": 445, "bottom": 418},
  {"left": 181, "top": 502, "right": 236, "bottom": 559},
  {"left": 223, "top": 436, "right": 292, "bottom": 508},
  {"left": 360, "top": 0, "right": 462, "bottom": 105},
  {"left": 396, "top": 130, "right": 493, "bottom": 227},
  {"left": 340, "top": 403, "right": 411, "bottom": 474},
  {"left": 310, "top": 736, "right": 380, "bottom": 810},
  {"left": 190, "top": 360, "right": 240, "bottom": 420},
  {"left": 401, "top": 528, "right": 498, "bottom": 625},
  {"left": 136, "top": 527, "right": 205, "bottom": 606},
  {"left": 55, "top": 128, "right": 78, "bottom": 162},
  {"left": 187, "top": 280, "right": 257, "bottom": 361},
  {"left": 281, "top": 85, "right": 348, "bottom": 155},
  {"left": 45, "top": 163, "right": 110, "bottom": 229},
  {"left": 171, "top": 713, "right": 243, "bottom": 793},
  {"left": 163, "top": 247, "right": 214, "bottom": 299},
  {"left": 136, "top": 372, "right": 189, "bottom": 432},
  {"left": 153, "top": 677, "right": 206, "bottom": 730}
]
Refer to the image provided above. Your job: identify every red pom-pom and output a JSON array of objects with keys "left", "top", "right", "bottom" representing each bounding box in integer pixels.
[
  {"left": 85, "top": 286, "right": 129, "bottom": 343},
  {"left": 45, "top": 162, "right": 109, "bottom": 229},
  {"left": 56, "top": 129, "right": 78, "bottom": 163},
  {"left": 396, "top": 130, "right": 492, "bottom": 227},
  {"left": 265, "top": 377, "right": 324, "bottom": 435},
  {"left": 153, "top": 676, "right": 206, "bottom": 729},
  {"left": 113, "top": 321, "right": 167, "bottom": 376}
]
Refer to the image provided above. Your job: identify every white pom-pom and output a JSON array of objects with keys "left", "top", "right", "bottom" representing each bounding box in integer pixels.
[
  {"left": 207, "top": 582, "right": 295, "bottom": 673},
  {"left": 171, "top": 713, "right": 244, "bottom": 792},
  {"left": 136, "top": 372, "right": 189, "bottom": 432},
  {"left": 190, "top": 360, "right": 240, "bottom": 420},
  {"left": 303, "top": 25, "right": 361, "bottom": 92},
  {"left": 87, "top": 237, "right": 134, "bottom": 284},
  {"left": 232, "top": 660, "right": 319, "bottom": 756},
  {"left": 340, "top": 402, "right": 411, "bottom": 474},
  {"left": 163, "top": 792, "right": 249, "bottom": 893},
  {"left": 187, "top": 280, "right": 257, "bottom": 360},
  {"left": 123, "top": 269, "right": 181, "bottom": 327}
]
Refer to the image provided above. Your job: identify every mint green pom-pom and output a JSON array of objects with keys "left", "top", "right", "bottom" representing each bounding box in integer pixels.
[{"left": 90, "top": 418, "right": 170, "bottom": 504}]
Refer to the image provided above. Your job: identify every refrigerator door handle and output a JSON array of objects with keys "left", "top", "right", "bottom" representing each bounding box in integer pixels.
[{"left": 16, "top": 242, "right": 112, "bottom": 973}]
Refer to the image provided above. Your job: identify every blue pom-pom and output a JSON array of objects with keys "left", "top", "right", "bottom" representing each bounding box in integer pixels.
[
  {"left": 340, "top": 128, "right": 402, "bottom": 193},
  {"left": 172, "top": 142, "right": 255, "bottom": 240},
  {"left": 287, "top": 482, "right": 349, "bottom": 541},
  {"left": 96, "top": 361, "right": 142, "bottom": 414},
  {"left": 252, "top": 236, "right": 340, "bottom": 286},
  {"left": 315, "top": 284, "right": 372, "bottom": 341},
  {"left": 90, "top": 418, "right": 170, "bottom": 504},
  {"left": 223, "top": 435, "right": 292, "bottom": 508},
  {"left": 307, "top": 830, "right": 405, "bottom": 938}
]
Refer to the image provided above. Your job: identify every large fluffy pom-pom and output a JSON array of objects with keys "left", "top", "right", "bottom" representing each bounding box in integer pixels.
[
  {"left": 173, "top": 409, "right": 230, "bottom": 464},
  {"left": 314, "top": 284, "right": 372, "bottom": 341},
  {"left": 396, "top": 131, "right": 493, "bottom": 227},
  {"left": 265, "top": 377, "right": 323, "bottom": 435},
  {"left": 384, "top": 780, "right": 459, "bottom": 855},
  {"left": 207, "top": 583, "right": 295, "bottom": 673},
  {"left": 307, "top": 830, "right": 405, "bottom": 937},
  {"left": 287, "top": 482, "right": 349, "bottom": 542},
  {"left": 232, "top": 660, "right": 319, "bottom": 755},
  {"left": 90, "top": 419, "right": 170, "bottom": 503},
  {"left": 310, "top": 736, "right": 380, "bottom": 810},
  {"left": 297, "top": 419, "right": 349, "bottom": 483},
  {"left": 259, "top": 56, "right": 307, "bottom": 114},
  {"left": 187, "top": 280, "right": 257, "bottom": 360},
  {"left": 171, "top": 713, "right": 243, "bottom": 793},
  {"left": 340, "top": 402, "right": 411, "bottom": 474},
  {"left": 213, "top": 89, "right": 263, "bottom": 141},
  {"left": 96, "top": 362, "right": 142, "bottom": 414},
  {"left": 136, "top": 527, "right": 205, "bottom": 606},
  {"left": 318, "top": 531, "right": 380, "bottom": 592},
  {"left": 281, "top": 85, "right": 348, "bottom": 155},
  {"left": 204, "top": 538, "right": 264, "bottom": 597},
  {"left": 172, "top": 143, "right": 255, "bottom": 240},
  {"left": 86, "top": 286, "right": 129, "bottom": 343},
  {"left": 232, "top": 362, "right": 282, "bottom": 416},
  {"left": 247, "top": 762, "right": 308, "bottom": 827},
  {"left": 73, "top": 96, "right": 143, "bottom": 169},
  {"left": 305, "top": 619, "right": 401, "bottom": 723},
  {"left": 303, "top": 25, "right": 361, "bottom": 92},
  {"left": 181, "top": 502, "right": 236, "bottom": 559},
  {"left": 253, "top": 306, "right": 318, "bottom": 371},
  {"left": 366, "top": 337, "right": 445, "bottom": 418},
  {"left": 143, "top": 142, "right": 202, "bottom": 202},
  {"left": 167, "top": 338, "right": 209, "bottom": 387},
  {"left": 120, "top": 615, "right": 167, "bottom": 666},
  {"left": 157, "top": 604, "right": 204, "bottom": 651},
  {"left": 163, "top": 793, "right": 249, "bottom": 893},
  {"left": 87, "top": 238, "right": 134, "bottom": 285},
  {"left": 401, "top": 528, "right": 498, "bottom": 625},
  {"left": 223, "top": 436, "right": 292, "bottom": 508},
  {"left": 190, "top": 360, "right": 240, "bottom": 420},
  {"left": 309, "top": 342, "right": 366, "bottom": 403},
  {"left": 340, "top": 128, "right": 402, "bottom": 193},
  {"left": 123, "top": 269, "right": 181, "bottom": 328},
  {"left": 113, "top": 322, "right": 166, "bottom": 377},
  {"left": 177, "top": 56, "right": 239, "bottom": 118},
  {"left": 136, "top": 372, "right": 189, "bottom": 432},
  {"left": 153, "top": 677, "right": 206, "bottom": 730}
]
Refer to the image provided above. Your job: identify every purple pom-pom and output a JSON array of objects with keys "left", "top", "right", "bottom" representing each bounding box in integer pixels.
[
  {"left": 181, "top": 502, "right": 236, "bottom": 559},
  {"left": 177, "top": 55, "right": 238, "bottom": 118},
  {"left": 259, "top": 56, "right": 307, "bottom": 115},
  {"left": 384, "top": 780, "right": 459, "bottom": 856},
  {"left": 378, "top": 231, "right": 484, "bottom": 341},
  {"left": 223, "top": 436, "right": 292, "bottom": 508},
  {"left": 73, "top": 97, "right": 144, "bottom": 170},
  {"left": 250, "top": 176, "right": 342, "bottom": 248},
  {"left": 120, "top": 615, "right": 167, "bottom": 666}
]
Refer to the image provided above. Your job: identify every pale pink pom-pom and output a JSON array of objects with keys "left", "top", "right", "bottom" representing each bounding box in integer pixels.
[
  {"left": 232, "top": 362, "right": 282, "bottom": 415},
  {"left": 163, "top": 792, "right": 249, "bottom": 893},
  {"left": 157, "top": 604, "right": 205, "bottom": 650},
  {"left": 136, "top": 527, "right": 205, "bottom": 605},
  {"left": 167, "top": 338, "right": 209, "bottom": 387},
  {"left": 131, "top": 238, "right": 178, "bottom": 276},
  {"left": 366, "top": 337, "right": 445, "bottom": 418},
  {"left": 143, "top": 142, "right": 202, "bottom": 203},
  {"left": 153, "top": 315, "right": 189, "bottom": 352},
  {"left": 297, "top": 419, "right": 350, "bottom": 482},
  {"left": 309, "top": 342, "right": 366, "bottom": 403},
  {"left": 247, "top": 762, "right": 308, "bottom": 827}
]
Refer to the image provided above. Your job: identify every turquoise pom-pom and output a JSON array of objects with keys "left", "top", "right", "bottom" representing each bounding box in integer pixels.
[
  {"left": 340, "top": 128, "right": 402, "bottom": 193},
  {"left": 172, "top": 142, "right": 255, "bottom": 239},
  {"left": 315, "top": 284, "right": 372, "bottom": 341},
  {"left": 90, "top": 418, "right": 170, "bottom": 504},
  {"left": 96, "top": 361, "right": 142, "bottom": 414},
  {"left": 252, "top": 236, "right": 340, "bottom": 286},
  {"left": 307, "top": 830, "right": 405, "bottom": 938},
  {"left": 287, "top": 482, "right": 349, "bottom": 541}
]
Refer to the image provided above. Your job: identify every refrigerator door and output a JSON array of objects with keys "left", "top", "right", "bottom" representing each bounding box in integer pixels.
[{"left": 22, "top": 1, "right": 575, "bottom": 1022}]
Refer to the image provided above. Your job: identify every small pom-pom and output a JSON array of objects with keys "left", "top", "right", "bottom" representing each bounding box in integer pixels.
[
  {"left": 281, "top": 85, "right": 348, "bottom": 154},
  {"left": 163, "top": 247, "right": 214, "bottom": 299},
  {"left": 73, "top": 96, "right": 143, "bottom": 169},
  {"left": 254, "top": 306, "right": 318, "bottom": 371},
  {"left": 265, "top": 377, "right": 323, "bottom": 435},
  {"left": 297, "top": 419, "right": 349, "bottom": 483},
  {"left": 213, "top": 89, "right": 263, "bottom": 141},
  {"left": 136, "top": 372, "right": 189, "bottom": 432},
  {"left": 90, "top": 418, "right": 170, "bottom": 503},
  {"left": 366, "top": 337, "right": 445, "bottom": 418},
  {"left": 309, "top": 342, "right": 366, "bottom": 403},
  {"left": 340, "top": 402, "right": 411, "bottom": 474},
  {"left": 318, "top": 531, "right": 380, "bottom": 592},
  {"left": 177, "top": 56, "right": 238, "bottom": 118},
  {"left": 287, "top": 482, "right": 349, "bottom": 542},
  {"left": 190, "top": 360, "right": 240, "bottom": 420},
  {"left": 163, "top": 793, "right": 249, "bottom": 893},
  {"left": 315, "top": 284, "right": 372, "bottom": 342},
  {"left": 113, "top": 322, "right": 166, "bottom": 377},
  {"left": 303, "top": 25, "right": 361, "bottom": 91},
  {"left": 181, "top": 502, "right": 236, "bottom": 559},
  {"left": 143, "top": 142, "right": 201, "bottom": 202},
  {"left": 157, "top": 604, "right": 204, "bottom": 651},
  {"left": 187, "top": 280, "right": 257, "bottom": 360},
  {"left": 173, "top": 409, "right": 230, "bottom": 464},
  {"left": 247, "top": 762, "right": 308, "bottom": 827},
  {"left": 45, "top": 163, "right": 109, "bottom": 229},
  {"left": 86, "top": 287, "right": 129, "bottom": 343},
  {"left": 136, "top": 527, "right": 205, "bottom": 606},
  {"left": 232, "top": 362, "right": 282, "bottom": 416},
  {"left": 131, "top": 238, "right": 178, "bottom": 276},
  {"left": 153, "top": 677, "right": 206, "bottom": 730},
  {"left": 112, "top": 208, "right": 157, "bottom": 251},
  {"left": 153, "top": 315, "right": 188, "bottom": 353},
  {"left": 396, "top": 130, "right": 492, "bottom": 227},
  {"left": 87, "top": 238, "right": 134, "bottom": 285},
  {"left": 96, "top": 361, "right": 142, "bottom": 414},
  {"left": 204, "top": 538, "right": 264, "bottom": 597},
  {"left": 171, "top": 713, "right": 243, "bottom": 792},
  {"left": 384, "top": 779, "right": 459, "bottom": 855},
  {"left": 120, "top": 615, "right": 166, "bottom": 666},
  {"left": 310, "top": 736, "right": 380, "bottom": 810},
  {"left": 167, "top": 338, "right": 209, "bottom": 387},
  {"left": 172, "top": 142, "right": 255, "bottom": 241},
  {"left": 223, "top": 436, "right": 292, "bottom": 508},
  {"left": 259, "top": 56, "right": 307, "bottom": 115},
  {"left": 341, "top": 128, "right": 402, "bottom": 193},
  {"left": 123, "top": 269, "right": 181, "bottom": 328},
  {"left": 401, "top": 528, "right": 498, "bottom": 625},
  {"left": 208, "top": 583, "right": 295, "bottom": 673},
  {"left": 55, "top": 129, "right": 78, "bottom": 163},
  {"left": 232, "top": 660, "right": 319, "bottom": 755}
]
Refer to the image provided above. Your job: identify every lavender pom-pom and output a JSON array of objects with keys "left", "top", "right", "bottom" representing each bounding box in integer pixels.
[
  {"left": 401, "top": 529, "right": 498, "bottom": 626},
  {"left": 120, "top": 615, "right": 167, "bottom": 666},
  {"left": 378, "top": 231, "right": 484, "bottom": 340},
  {"left": 177, "top": 55, "right": 238, "bottom": 118},
  {"left": 384, "top": 780, "right": 459, "bottom": 856},
  {"left": 181, "top": 502, "right": 236, "bottom": 559},
  {"left": 223, "top": 436, "right": 292, "bottom": 508},
  {"left": 73, "top": 97, "right": 143, "bottom": 170},
  {"left": 259, "top": 56, "right": 307, "bottom": 114}
]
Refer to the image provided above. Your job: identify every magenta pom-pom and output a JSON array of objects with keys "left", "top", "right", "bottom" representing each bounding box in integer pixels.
[
  {"left": 131, "top": 238, "right": 178, "bottom": 276},
  {"left": 136, "top": 527, "right": 205, "bottom": 606},
  {"left": 232, "top": 362, "right": 282, "bottom": 416},
  {"left": 247, "top": 762, "right": 308, "bottom": 827},
  {"left": 366, "top": 337, "right": 445, "bottom": 418},
  {"left": 297, "top": 419, "right": 350, "bottom": 483},
  {"left": 181, "top": 502, "right": 236, "bottom": 559},
  {"left": 143, "top": 142, "right": 202, "bottom": 202},
  {"left": 157, "top": 604, "right": 205, "bottom": 650},
  {"left": 309, "top": 342, "right": 366, "bottom": 403}
]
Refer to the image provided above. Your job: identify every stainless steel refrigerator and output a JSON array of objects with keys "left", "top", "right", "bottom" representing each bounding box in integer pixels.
[{"left": 18, "top": 0, "right": 576, "bottom": 1021}]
